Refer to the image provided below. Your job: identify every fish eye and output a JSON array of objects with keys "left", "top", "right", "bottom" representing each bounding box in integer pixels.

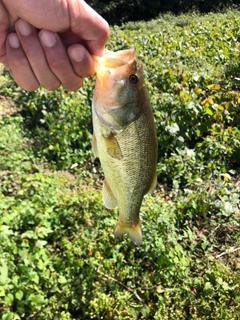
[{"left": 129, "top": 74, "right": 139, "bottom": 84}]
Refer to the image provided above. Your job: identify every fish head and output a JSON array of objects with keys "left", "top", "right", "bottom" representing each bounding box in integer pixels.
[{"left": 93, "top": 47, "right": 148, "bottom": 130}]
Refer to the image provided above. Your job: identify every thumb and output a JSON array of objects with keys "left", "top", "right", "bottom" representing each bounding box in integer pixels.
[
  {"left": 68, "top": 0, "right": 110, "bottom": 56},
  {"left": 0, "top": 1, "right": 9, "bottom": 63}
]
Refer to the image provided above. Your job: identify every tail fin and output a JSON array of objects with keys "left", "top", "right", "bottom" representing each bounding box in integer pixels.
[{"left": 114, "top": 219, "right": 142, "bottom": 245}]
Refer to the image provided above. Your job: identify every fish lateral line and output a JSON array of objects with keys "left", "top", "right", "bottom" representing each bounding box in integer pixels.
[{"left": 91, "top": 47, "right": 158, "bottom": 246}]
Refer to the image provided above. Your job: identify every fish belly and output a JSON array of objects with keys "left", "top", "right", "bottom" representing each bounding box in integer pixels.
[{"left": 93, "top": 107, "right": 157, "bottom": 245}]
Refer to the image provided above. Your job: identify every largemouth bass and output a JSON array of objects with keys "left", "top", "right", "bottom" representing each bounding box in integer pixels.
[{"left": 92, "top": 47, "right": 157, "bottom": 245}]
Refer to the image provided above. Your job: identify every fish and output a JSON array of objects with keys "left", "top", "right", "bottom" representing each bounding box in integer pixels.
[{"left": 92, "top": 47, "right": 158, "bottom": 245}]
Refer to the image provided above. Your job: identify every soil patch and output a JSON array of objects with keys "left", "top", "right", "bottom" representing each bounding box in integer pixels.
[{"left": 0, "top": 95, "right": 20, "bottom": 117}]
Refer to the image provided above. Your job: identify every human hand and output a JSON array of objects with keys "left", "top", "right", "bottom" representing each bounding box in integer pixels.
[{"left": 0, "top": 0, "right": 110, "bottom": 91}]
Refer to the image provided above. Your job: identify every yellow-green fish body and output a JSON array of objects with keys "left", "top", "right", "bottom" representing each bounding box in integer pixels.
[{"left": 92, "top": 48, "right": 157, "bottom": 245}]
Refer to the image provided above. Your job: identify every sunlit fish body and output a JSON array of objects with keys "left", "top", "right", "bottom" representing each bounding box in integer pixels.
[{"left": 92, "top": 47, "right": 157, "bottom": 245}]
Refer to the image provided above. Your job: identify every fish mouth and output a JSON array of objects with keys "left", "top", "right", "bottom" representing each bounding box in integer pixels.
[
  {"left": 93, "top": 47, "right": 136, "bottom": 72},
  {"left": 93, "top": 47, "right": 142, "bottom": 90}
]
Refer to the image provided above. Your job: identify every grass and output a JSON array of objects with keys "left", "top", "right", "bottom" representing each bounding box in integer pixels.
[{"left": 0, "top": 10, "right": 240, "bottom": 320}]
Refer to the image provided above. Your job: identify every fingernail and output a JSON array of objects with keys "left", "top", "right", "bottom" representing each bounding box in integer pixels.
[
  {"left": 69, "top": 47, "right": 84, "bottom": 62},
  {"left": 39, "top": 30, "right": 57, "bottom": 47},
  {"left": 18, "top": 20, "right": 32, "bottom": 36},
  {"left": 9, "top": 34, "right": 20, "bottom": 49}
]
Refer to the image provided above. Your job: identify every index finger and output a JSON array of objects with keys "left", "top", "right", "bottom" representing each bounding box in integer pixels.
[{"left": 68, "top": 0, "right": 110, "bottom": 56}]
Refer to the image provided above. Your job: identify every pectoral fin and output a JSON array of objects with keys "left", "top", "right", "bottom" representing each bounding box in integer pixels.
[
  {"left": 102, "top": 179, "right": 118, "bottom": 209},
  {"left": 92, "top": 132, "right": 98, "bottom": 157},
  {"left": 106, "top": 136, "right": 123, "bottom": 160},
  {"left": 101, "top": 126, "right": 123, "bottom": 159}
]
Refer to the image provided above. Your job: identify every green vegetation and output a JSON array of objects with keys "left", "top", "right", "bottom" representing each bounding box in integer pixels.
[
  {"left": 88, "top": 0, "right": 239, "bottom": 24},
  {"left": 0, "top": 10, "right": 240, "bottom": 320}
]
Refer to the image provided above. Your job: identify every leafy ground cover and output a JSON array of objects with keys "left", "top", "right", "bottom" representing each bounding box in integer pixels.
[{"left": 0, "top": 10, "right": 240, "bottom": 320}]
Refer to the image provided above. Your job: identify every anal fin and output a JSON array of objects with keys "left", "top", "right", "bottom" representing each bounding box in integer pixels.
[
  {"left": 102, "top": 179, "right": 118, "bottom": 209},
  {"left": 148, "top": 171, "right": 157, "bottom": 194}
]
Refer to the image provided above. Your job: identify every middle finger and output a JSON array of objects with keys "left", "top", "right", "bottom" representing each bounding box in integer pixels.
[
  {"left": 39, "top": 29, "right": 83, "bottom": 91},
  {"left": 15, "top": 19, "right": 61, "bottom": 91}
]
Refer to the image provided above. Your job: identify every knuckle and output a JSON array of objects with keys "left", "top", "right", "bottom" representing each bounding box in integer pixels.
[{"left": 100, "top": 21, "right": 110, "bottom": 42}]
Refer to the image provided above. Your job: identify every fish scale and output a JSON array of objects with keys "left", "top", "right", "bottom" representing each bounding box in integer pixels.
[{"left": 92, "top": 47, "right": 157, "bottom": 245}]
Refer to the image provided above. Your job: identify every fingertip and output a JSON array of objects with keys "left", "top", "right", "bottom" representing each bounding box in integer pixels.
[
  {"left": 93, "top": 46, "right": 105, "bottom": 57},
  {"left": 8, "top": 33, "right": 20, "bottom": 49},
  {"left": 63, "top": 77, "right": 84, "bottom": 91},
  {"left": 15, "top": 78, "right": 40, "bottom": 91},
  {"left": 68, "top": 45, "right": 85, "bottom": 62},
  {"left": 15, "top": 19, "right": 32, "bottom": 37},
  {"left": 39, "top": 29, "right": 57, "bottom": 48},
  {"left": 42, "top": 81, "right": 61, "bottom": 92},
  {"left": 68, "top": 44, "right": 95, "bottom": 77},
  {"left": 23, "top": 84, "right": 40, "bottom": 92}
]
